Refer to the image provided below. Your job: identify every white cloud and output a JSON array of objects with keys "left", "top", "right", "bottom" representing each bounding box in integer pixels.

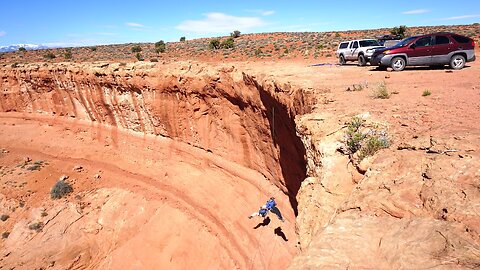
[
  {"left": 245, "top": 9, "right": 275, "bottom": 16},
  {"left": 0, "top": 31, "right": 6, "bottom": 37},
  {"left": 402, "top": 9, "right": 429, "bottom": 15},
  {"left": 176, "top": 12, "right": 266, "bottom": 33},
  {"left": 126, "top": 22, "right": 145, "bottom": 28},
  {"left": 441, "top": 14, "right": 480, "bottom": 20},
  {"left": 261, "top": 10, "right": 275, "bottom": 16}
]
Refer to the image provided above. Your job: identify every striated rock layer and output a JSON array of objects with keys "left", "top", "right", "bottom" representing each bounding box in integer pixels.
[{"left": 0, "top": 61, "right": 314, "bottom": 269}]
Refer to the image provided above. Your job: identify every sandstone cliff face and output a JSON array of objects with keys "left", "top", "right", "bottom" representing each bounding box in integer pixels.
[{"left": 0, "top": 62, "right": 312, "bottom": 207}]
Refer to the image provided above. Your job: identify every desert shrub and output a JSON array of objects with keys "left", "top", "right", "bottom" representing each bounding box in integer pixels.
[
  {"left": 11, "top": 63, "right": 19, "bottom": 68},
  {"left": 372, "top": 82, "right": 390, "bottom": 99},
  {"left": 64, "top": 48, "right": 72, "bottom": 59},
  {"left": 255, "top": 48, "right": 262, "bottom": 56},
  {"left": 28, "top": 222, "right": 44, "bottom": 232},
  {"left": 391, "top": 25, "right": 407, "bottom": 38},
  {"left": 180, "top": 36, "right": 186, "bottom": 42},
  {"left": 18, "top": 47, "right": 26, "bottom": 52},
  {"left": 231, "top": 30, "right": 241, "bottom": 38},
  {"left": 422, "top": 89, "right": 431, "bottom": 96},
  {"left": 358, "top": 135, "right": 390, "bottom": 160},
  {"left": 131, "top": 45, "right": 142, "bottom": 53},
  {"left": 50, "top": 180, "right": 73, "bottom": 199},
  {"left": 221, "top": 37, "right": 234, "bottom": 49},
  {"left": 344, "top": 116, "right": 390, "bottom": 161},
  {"left": 155, "top": 40, "right": 166, "bottom": 53},
  {"left": 135, "top": 52, "right": 144, "bottom": 61},
  {"left": 44, "top": 52, "right": 56, "bottom": 60},
  {"left": 0, "top": 214, "right": 9, "bottom": 221},
  {"left": 209, "top": 39, "right": 221, "bottom": 50},
  {"left": 90, "top": 46, "right": 97, "bottom": 51},
  {"left": 150, "top": 58, "right": 158, "bottom": 62},
  {"left": 1, "top": 232, "right": 9, "bottom": 239}
]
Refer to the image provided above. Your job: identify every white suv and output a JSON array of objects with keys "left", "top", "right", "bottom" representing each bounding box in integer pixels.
[{"left": 336, "top": 39, "right": 384, "bottom": 66}]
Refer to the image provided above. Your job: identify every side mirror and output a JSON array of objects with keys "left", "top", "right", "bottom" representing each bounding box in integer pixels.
[{"left": 409, "top": 43, "right": 416, "bottom": 49}]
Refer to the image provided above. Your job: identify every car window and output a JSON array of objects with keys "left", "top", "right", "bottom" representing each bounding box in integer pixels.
[
  {"left": 451, "top": 35, "right": 470, "bottom": 44},
  {"left": 393, "top": 36, "right": 417, "bottom": 48},
  {"left": 353, "top": 41, "right": 359, "bottom": 48},
  {"left": 435, "top": 36, "right": 450, "bottom": 45},
  {"left": 339, "top": 42, "right": 348, "bottom": 49},
  {"left": 414, "top": 37, "right": 432, "bottom": 47},
  {"left": 359, "top": 40, "right": 381, "bottom": 47}
]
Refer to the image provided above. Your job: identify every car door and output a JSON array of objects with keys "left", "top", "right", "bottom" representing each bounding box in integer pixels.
[
  {"left": 407, "top": 36, "right": 433, "bottom": 65},
  {"left": 431, "top": 35, "right": 453, "bottom": 64},
  {"left": 348, "top": 41, "right": 359, "bottom": 60}
]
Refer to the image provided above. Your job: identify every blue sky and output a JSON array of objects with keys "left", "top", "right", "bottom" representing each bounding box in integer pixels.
[{"left": 0, "top": 0, "right": 479, "bottom": 46}]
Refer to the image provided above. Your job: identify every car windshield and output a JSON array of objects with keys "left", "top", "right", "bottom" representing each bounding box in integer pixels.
[
  {"left": 359, "top": 40, "right": 380, "bottom": 47},
  {"left": 392, "top": 36, "right": 417, "bottom": 48}
]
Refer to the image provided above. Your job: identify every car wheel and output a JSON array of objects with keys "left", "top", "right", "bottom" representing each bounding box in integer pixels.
[
  {"left": 358, "top": 55, "right": 366, "bottom": 66},
  {"left": 339, "top": 55, "right": 346, "bottom": 65},
  {"left": 390, "top": 57, "right": 406, "bottom": 71},
  {"left": 449, "top": 55, "right": 466, "bottom": 70}
]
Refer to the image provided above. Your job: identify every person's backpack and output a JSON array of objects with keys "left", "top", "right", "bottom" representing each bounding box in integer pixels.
[{"left": 265, "top": 199, "right": 276, "bottom": 210}]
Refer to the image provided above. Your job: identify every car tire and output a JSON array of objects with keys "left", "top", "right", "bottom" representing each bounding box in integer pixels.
[
  {"left": 390, "top": 57, "right": 406, "bottom": 71},
  {"left": 358, "top": 55, "right": 366, "bottom": 66},
  {"left": 449, "top": 54, "right": 466, "bottom": 70},
  {"left": 339, "top": 54, "right": 346, "bottom": 65}
]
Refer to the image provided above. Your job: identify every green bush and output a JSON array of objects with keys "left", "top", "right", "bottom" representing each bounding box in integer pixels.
[
  {"left": 28, "top": 222, "right": 44, "bottom": 232},
  {"left": 231, "top": 30, "right": 241, "bottom": 38},
  {"left": 135, "top": 53, "right": 144, "bottom": 61},
  {"left": 422, "top": 90, "right": 431, "bottom": 96},
  {"left": 155, "top": 40, "right": 166, "bottom": 53},
  {"left": 90, "top": 46, "right": 97, "bottom": 51},
  {"left": 391, "top": 25, "right": 407, "bottom": 38},
  {"left": 1, "top": 232, "right": 9, "bottom": 239},
  {"left": 50, "top": 180, "right": 73, "bottom": 199},
  {"left": 18, "top": 47, "right": 26, "bottom": 52},
  {"left": 64, "top": 48, "right": 72, "bottom": 59},
  {"left": 180, "top": 36, "right": 186, "bottom": 42},
  {"left": 209, "top": 39, "right": 221, "bottom": 50},
  {"left": 221, "top": 37, "right": 234, "bottom": 49},
  {"left": 373, "top": 82, "right": 390, "bottom": 99},
  {"left": 44, "top": 52, "right": 56, "bottom": 60},
  {"left": 344, "top": 116, "right": 390, "bottom": 161},
  {"left": 0, "top": 214, "right": 9, "bottom": 221},
  {"left": 131, "top": 45, "right": 142, "bottom": 53}
]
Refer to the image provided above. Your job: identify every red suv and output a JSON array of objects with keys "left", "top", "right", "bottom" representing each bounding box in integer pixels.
[{"left": 370, "top": 32, "right": 476, "bottom": 71}]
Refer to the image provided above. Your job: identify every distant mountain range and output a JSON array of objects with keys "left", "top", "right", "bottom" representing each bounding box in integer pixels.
[{"left": 0, "top": 44, "right": 62, "bottom": 53}]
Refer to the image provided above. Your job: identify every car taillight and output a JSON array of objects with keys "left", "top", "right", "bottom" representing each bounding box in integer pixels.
[{"left": 472, "top": 40, "right": 476, "bottom": 48}]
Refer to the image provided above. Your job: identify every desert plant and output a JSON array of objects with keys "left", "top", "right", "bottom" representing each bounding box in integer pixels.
[
  {"left": 422, "top": 90, "right": 431, "bottom": 96},
  {"left": 373, "top": 82, "right": 390, "bottom": 99},
  {"left": 64, "top": 48, "right": 72, "bottom": 59},
  {"left": 150, "top": 58, "right": 158, "bottom": 62},
  {"left": 44, "top": 52, "right": 56, "bottom": 60},
  {"left": 50, "top": 180, "right": 73, "bottom": 199},
  {"left": 179, "top": 36, "right": 186, "bottom": 42},
  {"left": 209, "top": 39, "right": 221, "bottom": 50},
  {"left": 131, "top": 45, "right": 142, "bottom": 53},
  {"left": 11, "top": 63, "right": 19, "bottom": 68},
  {"left": 391, "top": 25, "right": 407, "bottom": 38},
  {"left": 155, "top": 40, "right": 166, "bottom": 53},
  {"left": 18, "top": 47, "right": 26, "bottom": 52},
  {"left": 231, "top": 30, "right": 241, "bottom": 38},
  {"left": 1, "top": 232, "right": 9, "bottom": 239},
  {"left": 28, "top": 222, "right": 44, "bottom": 232},
  {"left": 221, "top": 37, "right": 234, "bottom": 49},
  {"left": 255, "top": 48, "right": 262, "bottom": 57},
  {"left": 90, "top": 46, "right": 97, "bottom": 51},
  {"left": 135, "top": 52, "right": 144, "bottom": 61},
  {"left": 343, "top": 116, "right": 390, "bottom": 161},
  {"left": 0, "top": 214, "right": 9, "bottom": 221}
]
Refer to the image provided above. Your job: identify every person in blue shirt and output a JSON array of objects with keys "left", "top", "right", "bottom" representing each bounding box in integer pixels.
[{"left": 248, "top": 197, "right": 284, "bottom": 222}]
